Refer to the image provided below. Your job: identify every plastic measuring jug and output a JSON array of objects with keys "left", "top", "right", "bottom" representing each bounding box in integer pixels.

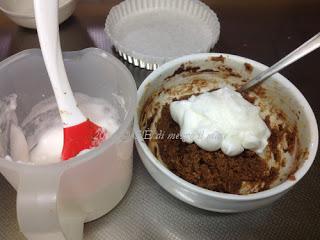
[{"left": 0, "top": 48, "right": 137, "bottom": 240}]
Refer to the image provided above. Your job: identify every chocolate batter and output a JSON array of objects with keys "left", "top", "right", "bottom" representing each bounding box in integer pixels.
[{"left": 155, "top": 104, "right": 278, "bottom": 194}]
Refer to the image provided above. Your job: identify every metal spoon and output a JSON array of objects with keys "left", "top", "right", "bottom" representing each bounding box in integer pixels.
[{"left": 240, "top": 32, "right": 320, "bottom": 91}]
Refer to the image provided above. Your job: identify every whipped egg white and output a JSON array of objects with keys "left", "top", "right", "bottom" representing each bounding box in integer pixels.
[
  {"left": 20, "top": 93, "right": 120, "bottom": 165},
  {"left": 169, "top": 87, "right": 270, "bottom": 156}
]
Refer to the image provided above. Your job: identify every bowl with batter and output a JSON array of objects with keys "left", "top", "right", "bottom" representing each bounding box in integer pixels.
[
  {"left": 0, "top": 48, "right": 137, "bottom": 239},
  {"left": 134, "top": 53, "right": 318, "bottom": 212}
]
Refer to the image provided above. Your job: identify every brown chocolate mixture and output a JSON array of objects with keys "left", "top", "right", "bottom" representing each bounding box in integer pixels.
[
  {"left": 244, "top": 63, "right": 253, "bottom": 73},
  {"left": 210, "top": 55, "right": 225, "bottom": 63},
  {"left": 165, "top": 64, "right": 219, "bottom": 81},
  {"left": 166, "top": 64, "right": 201, "bottom": 79},
  {"left": 155, "top": 105, "right": 278, "bottom": 194}
]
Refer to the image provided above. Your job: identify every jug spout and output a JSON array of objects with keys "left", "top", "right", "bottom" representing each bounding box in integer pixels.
[{"left": 16, "top": 166, "right": 85, "bottom": 240}]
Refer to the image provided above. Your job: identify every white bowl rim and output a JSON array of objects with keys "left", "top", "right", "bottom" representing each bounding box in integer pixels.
[
  {"left": 0, "top": 0, "right": 74, "bottom": 18},
  {"left": 134, "top": 52, "right": 319, "bottom": 201}
]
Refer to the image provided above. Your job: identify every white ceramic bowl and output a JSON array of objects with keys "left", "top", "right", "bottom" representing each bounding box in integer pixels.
[
  {"left": 0, "top": 0, "right": 77, "bottom": 29},
  {"left": 134, "top": 53, "right": 318, "bottom": 212}
]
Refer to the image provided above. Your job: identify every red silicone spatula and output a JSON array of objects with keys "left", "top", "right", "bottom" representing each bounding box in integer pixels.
[{"left": 34, "top": 0, "right": 106, "bottom": 160}]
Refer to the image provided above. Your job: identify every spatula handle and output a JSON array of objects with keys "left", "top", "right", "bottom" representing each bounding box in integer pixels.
[{"left": 34, "top": 0, "right": 86, "bottom": 127}]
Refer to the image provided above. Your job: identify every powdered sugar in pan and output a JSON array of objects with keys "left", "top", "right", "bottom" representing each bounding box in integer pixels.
[{"left": 105, "top": 0, "right": 220, "bottom": 70}]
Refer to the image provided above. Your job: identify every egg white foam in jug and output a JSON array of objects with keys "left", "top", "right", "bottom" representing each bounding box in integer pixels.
[{"left": 4, "top": 93, "right": 120, "bottom": 164}]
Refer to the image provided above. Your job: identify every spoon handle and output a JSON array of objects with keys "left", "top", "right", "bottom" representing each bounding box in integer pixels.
[
  {"left": 34, "top": 0, "right": 86, "bottom": 126},
  {"left": 241, "top": 32, "right": 320, "bottom": 91}
]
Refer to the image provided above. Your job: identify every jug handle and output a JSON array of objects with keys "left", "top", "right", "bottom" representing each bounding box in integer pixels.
[{"left": 16, "top": 168, "right": 84, "bottom": 240}]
